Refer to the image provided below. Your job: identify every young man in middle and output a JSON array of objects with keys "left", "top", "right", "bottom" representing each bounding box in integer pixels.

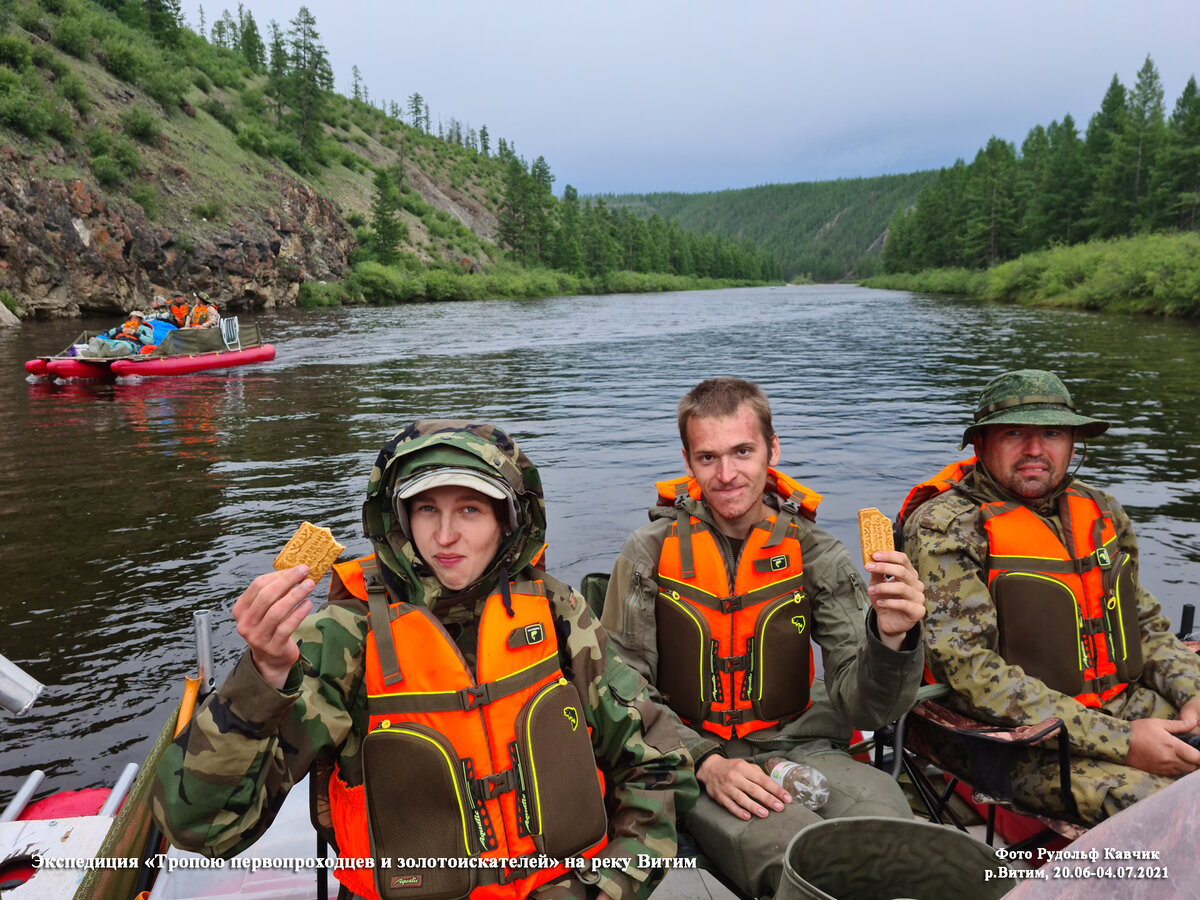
[{"left": 601, "top": 377, "right": 926, "bottom": 898}]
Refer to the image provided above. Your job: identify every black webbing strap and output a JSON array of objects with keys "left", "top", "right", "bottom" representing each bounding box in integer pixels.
[
  {"left": 363, "top": 559, "right": 404, "bottom": 687},
  {"left": 674, "top": 483, "right": 696, "bottom": 579},
  {"left": 762, "top": 504, "right": 797, "bottom": 549},
  {"left": 368, "top": 655, "right": 561, "bottom": 716}
]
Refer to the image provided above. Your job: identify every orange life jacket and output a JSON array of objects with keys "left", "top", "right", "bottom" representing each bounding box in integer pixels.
[
  {"left": 188, "top": 304, "right": 213, "bottom": 326},
  {"left": 326, "top": 557, "right": 607, "bottom": 900},
  {"left": 899, "top": 460, "right": 1141, "bottom": 707},
  {"left": 653, "top": 469, "right": 820, "bottom": 739},
  {"left": 169, "top": 301, "right": 189, "bottom": 325}
]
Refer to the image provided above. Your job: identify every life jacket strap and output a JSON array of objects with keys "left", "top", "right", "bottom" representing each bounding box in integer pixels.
[
  {"left": 363, "top": 559, "right": 404, "bottom": 686},
  {"left": 368, "top": 655, "right": 561, "bottom": 716},
  {"left": 762, "top": 503, "right": 798, "bottom": 549}
]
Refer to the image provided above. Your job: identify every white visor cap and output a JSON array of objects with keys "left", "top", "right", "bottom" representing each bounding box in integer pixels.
[{"left": 395, "top": 468, "right": 511, "bottom": 501}]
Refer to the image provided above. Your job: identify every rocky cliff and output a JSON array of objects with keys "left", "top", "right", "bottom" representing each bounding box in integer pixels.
[{"left": 0, "top": 150, "right": 352, "bottom": 321}]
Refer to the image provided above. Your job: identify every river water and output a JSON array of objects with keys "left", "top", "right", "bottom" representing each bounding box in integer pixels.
[{"left": 2, "top": 285, "right": 1199, "bottom": 801}]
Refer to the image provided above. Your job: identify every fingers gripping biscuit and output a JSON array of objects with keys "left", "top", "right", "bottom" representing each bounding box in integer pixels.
[
  {"left": 273, "top": 521, "right": 345, "bottom": 583},
  {"left": 857, "top": 507, "right": 895, "bottom": 566}
]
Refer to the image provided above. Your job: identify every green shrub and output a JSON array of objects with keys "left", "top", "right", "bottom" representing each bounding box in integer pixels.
[
  {"left": 267, "top": 133, "right": 304, "bottom": 171},
  {"left": 84, "top": 126, "right": 112, "bottom": 156},
  {"left": 235, "top": 124, "right": 269, "bottom": 156},
  {"left": 192, "top": 199, "right": 223, "bottom": 221},
  {"left": 193, "top": 70, "right": 211, "bottom": 93},
  {"left": 129, "top": 182, "right": 156, "bottom": 219},
  {"left": 46, "top": 96, "right": 73, "bottom": 142},
  {"left": 111, "top": 137, "right": 140, "bottom": 175},
  {"left": 100, "top": 38, "right": 142, "bottom": 81},
  {"left": 239, "top": 87, "right": 264, "bottom": 115},
  {"left": 141, "top": 65, "right": 188, "bottom": 109},
  {"left": 0, "top": 34, "right": 33, "bottom": 70},
  {"left": 120, "top": 105, "right": 160, "bottom": 143},
  {"left": 90, "top": 154, "right": 124, "bottom": 186},
  {"left": 50, "top": 16, "right": 89, "bottom": 58},
  {"left": 297, "top": 280, "right": 350, "bottom": 308},
  {"left": 200, "top": 96, "right": 237, "bottom": 132},
  {"left": 347, "top": 261, "right": 423, "bottom": 304},
  {"left": 59, "top": 72, "right": 90, "bottom": 114},
  {"left": 345, "top": 211, "right": 366, "bottom": 228},
  {"left": 0, "top": 88, "right": 48, "bottom": 138},
  {"left": 17, "top": 4, "right": 47, "bottom": 38},
  {"left": 0, "top": 288, "right": 18, "bottom": 315}
]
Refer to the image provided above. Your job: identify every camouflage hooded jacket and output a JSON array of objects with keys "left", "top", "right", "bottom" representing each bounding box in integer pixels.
[
  {"left": 600, "top": 471, "right": 924, "bottom": 767},
  {"left": 902, "top": 463, "right": 1200, "bottom": 764},
  {"left": 152, "top": 421, "right": 696, "bottom": 900}
]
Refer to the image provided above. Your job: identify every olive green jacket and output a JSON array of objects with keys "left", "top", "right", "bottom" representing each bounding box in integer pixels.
[
  {"left": 903, "top": 465, "right": 1200, "bottom": 765},
  {"left": 601, "top": 483, "right": 924, "bottom": 767}
]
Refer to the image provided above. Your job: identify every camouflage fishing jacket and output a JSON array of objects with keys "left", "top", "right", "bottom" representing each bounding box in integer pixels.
[
  {"left": 601, "top": 475, "right": 924, "bottom": 767},
  {"left": 902, "top": 464, "right": 1200, "bottom": 764},
  {"left": 151, "top": 576, "right": 695, "bottom": 900}
]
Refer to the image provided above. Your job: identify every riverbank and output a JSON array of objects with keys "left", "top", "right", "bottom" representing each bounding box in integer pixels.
[
  {"left": 861, "top": 232, "right": 1200, "bottom": 316},
  {"left": 299, "top": 263, "right": 780, "bottom": 307}
]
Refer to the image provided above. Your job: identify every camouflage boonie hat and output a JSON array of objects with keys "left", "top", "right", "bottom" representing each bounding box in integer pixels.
[{"left": 961, "top": 369, "right": 1110, "bottom": 448}]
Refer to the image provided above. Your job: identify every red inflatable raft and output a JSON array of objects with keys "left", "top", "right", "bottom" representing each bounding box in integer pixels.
[{"left": 25, "top": 317, "right": 275, "bottom": 381}]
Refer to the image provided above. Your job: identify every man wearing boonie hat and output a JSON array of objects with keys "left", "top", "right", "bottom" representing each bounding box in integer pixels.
[{"left": 897, "top": 369, "right": 1200, "bottom": 825}]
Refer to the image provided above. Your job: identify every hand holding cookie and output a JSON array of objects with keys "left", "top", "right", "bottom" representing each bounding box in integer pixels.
[
  {"left": 233, "top": 523, "right": 345, "bottom": 689},
  {"left": 857, "top": 507, "right": 926, "bottom": 649}
]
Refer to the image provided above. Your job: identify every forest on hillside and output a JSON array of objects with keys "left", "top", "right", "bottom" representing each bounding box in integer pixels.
[
  {"left": 884, "top": 56, "right": 1200, "bottom": 274},
  {"left": 603, "top": 172, "right": 938, "bottom": 282}
]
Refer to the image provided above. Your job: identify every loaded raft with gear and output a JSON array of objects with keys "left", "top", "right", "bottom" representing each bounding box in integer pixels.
[{"left": 23, "top": 302, "right": 275, "bottom": 382}]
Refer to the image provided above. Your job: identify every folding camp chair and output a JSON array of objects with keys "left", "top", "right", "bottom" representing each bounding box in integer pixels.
[{"left": 219, "top": 315, "right": 241, "bottom": 351}]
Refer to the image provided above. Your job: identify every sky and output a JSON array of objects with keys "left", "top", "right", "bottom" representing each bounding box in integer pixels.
[{"left": 180, "top": 1, "right": 1200, "bottom": 196}]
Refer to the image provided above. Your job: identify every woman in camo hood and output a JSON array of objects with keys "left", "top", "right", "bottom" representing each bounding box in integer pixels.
[{"left": 153, "top": 419, "right": 695, "bottom": 900}]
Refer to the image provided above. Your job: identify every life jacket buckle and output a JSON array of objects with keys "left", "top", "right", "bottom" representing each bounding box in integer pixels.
[
  {"left": 720, "top": 595, "right": 746, "bottom": 614},
  {"left": 458, "top": 683, "right": 491, "bottom": 711},
  {"left": 718, "top": 709, "right": 746, "bottom": 726},
  {"left": 716, "top": 654, "right": 749, "bottom": 674},
  {"left": 469, "top": 769, "right": 515, "bottom": 803}
]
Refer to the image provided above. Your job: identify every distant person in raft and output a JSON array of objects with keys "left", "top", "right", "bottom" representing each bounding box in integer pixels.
[
  {"left": 167, "top": 293, "right": 190, "bottom": 327},
  {"left": 185, "top": 293, "right": 219, "bottom": 328},
  {"left": 151, "top": 419, "right": 696, "bottom": 900},
  {"left": 600, "top": 376, "right": 926, "bottom": 899},
  {"left": 82, "top": 310, "right": 154, "bottom": 357},
  {"left": 898, "top": 368, "right": 1200, "bottom": 825}
]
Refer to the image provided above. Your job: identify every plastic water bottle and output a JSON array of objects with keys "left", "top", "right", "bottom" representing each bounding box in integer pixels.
[{"left": 764, "top": 757, "right": 830, "bottom": 810}]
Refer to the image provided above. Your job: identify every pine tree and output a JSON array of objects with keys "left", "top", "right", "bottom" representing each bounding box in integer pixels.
[
  {"left": 479, "top": 124, "right": 489, "bottom": 157},
  {"left": 553, "top": 185, "right": 583, "bottom": 273},
  {"left": 1085, "top": 74, "right": 1130, "bottom": 238},
  {"left": 286, "top": 6, "right": 333, "bottom": 155},
  {"left": 1150, "top": 76, "right": 1200, "bottom": 230},
  {"left": 961, "top": 138, "right": 1018, "bottom": 267},
  {"left": 1124, "top": 55, "right": 1166, "bottom": 228},
  {"left": 1037, "top": 115, "right": 1088, "bottom": 246},
  {"left": 370, "top": 168, "right": 404, "bottom": 265},
  {"left": 267, "top": 20, "right": 287, "bottom": 129},
  {"left": 351, "top": 65, "right": 362, "bottom": 102},
  {"left": 239, "top": 10, "right": 265, "bottom": 71},
  {"left": 407, "top": 92, "right": 423, "bottom": 130}
]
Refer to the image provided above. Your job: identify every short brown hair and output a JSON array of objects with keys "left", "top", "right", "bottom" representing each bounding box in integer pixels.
[{"left": 677, "top": 377, "right": 774, "bottom": 450}]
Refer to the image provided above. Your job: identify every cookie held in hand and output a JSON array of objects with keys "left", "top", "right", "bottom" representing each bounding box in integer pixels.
[
  {"left": 857, "top": 507, "right": 894, "bottom": 567},
  {"left": 273, "top": 521, "right": 345, "bottom": 583}
]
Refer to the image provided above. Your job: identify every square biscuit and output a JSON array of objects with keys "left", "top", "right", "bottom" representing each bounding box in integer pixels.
[
  {"left": 857, "top": 507, "right": 894, "bottom": 566},
  {"left": 273, "top": 521, "right": 345, "bottom": 583}
]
